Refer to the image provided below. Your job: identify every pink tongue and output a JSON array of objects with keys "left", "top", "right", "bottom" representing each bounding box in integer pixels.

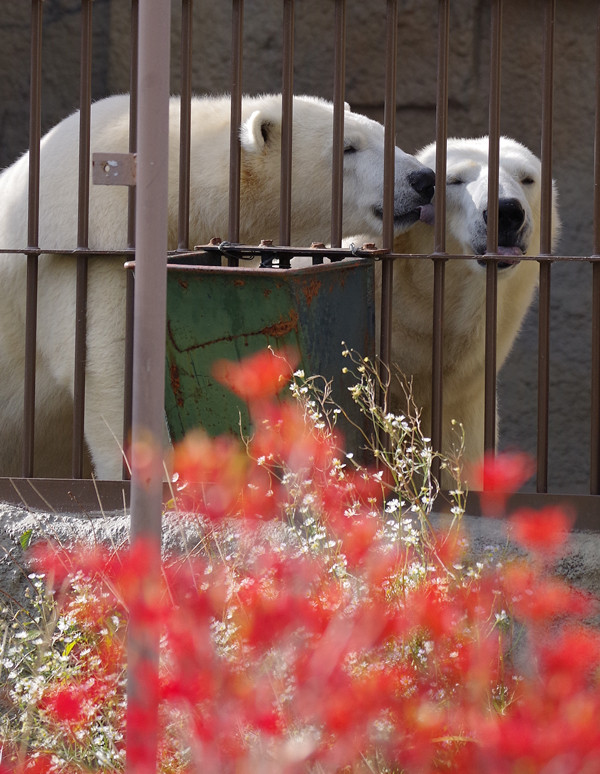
[
  {"left": 497, "top": 245, "right": 523, "bottom": 256},
  {"left": 419, "top": 203, "right": 435, "bottom": 226}
]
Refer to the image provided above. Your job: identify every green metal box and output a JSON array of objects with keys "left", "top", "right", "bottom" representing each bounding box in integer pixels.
[{"left": 163, "top": 259, "right": 375, "bottom": 451}]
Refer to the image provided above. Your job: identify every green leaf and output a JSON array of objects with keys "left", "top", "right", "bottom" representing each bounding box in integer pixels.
[{"left": 19, "top": 529, "right": 33, "bottom": 550}]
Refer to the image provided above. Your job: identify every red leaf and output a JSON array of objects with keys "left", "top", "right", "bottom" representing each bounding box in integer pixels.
[{"left": 212, "top": 346, "right": 299, "bottom": 402}]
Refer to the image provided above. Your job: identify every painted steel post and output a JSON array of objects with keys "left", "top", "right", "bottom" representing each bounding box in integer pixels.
[{"left": 125, "top": 0, "right": 171, "bottom": 771}]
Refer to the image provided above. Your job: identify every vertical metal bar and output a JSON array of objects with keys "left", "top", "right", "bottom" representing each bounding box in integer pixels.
[
  {"left": 129, "top": 4, "right": 170, "bottom": 536},
  {"left": 127, "top": 0, "right": 139, "bottom": 251},
  {"left": 123, "top": 0, "right": 139, "bottom": 480},
  {"left": 536, "top": 0, "right": 556, "bottom": 493},
  {"left": 591, "top": 264, "right": 600, "bottom": 494},
  {"left": 228, "top": 0, "right": 243, "bottom": 263},
  {"left": 72, "top": 0, "right": 93, "bottom": 478},
  {"left": 591, "top": 5, "right": 600, "bottom": 495},
  {"left": 177, "top": 0, "right": 193, "bottom": 252},
  {"left": 23, "top": 0, "right": 43, "bottom": 477},
  {"left": 433, "top": 0, "right": 449, "bottom": 257},
  {"left": 379, "top": 0, "right": 398, "bottom": 398},
  {"left": 431, "top": 0, "right": 449, "bottom": 479},
  {"left": 126, "top": 0, "right": 171, "bottom": 769},
  {"left": 537, "top": 262, "right": 551, "bottom": 491},
  {"left": 484, "top": 262, "right": 498, "bottom": 451},
  {"left": 484, "top": 0, "right": 502, "bottom": 455},
  {"left": 331, "top": 0, "right": 346, "bottom": 249},
  {"left": 279, "top": 0, "right": 294, "bottom": 247}
]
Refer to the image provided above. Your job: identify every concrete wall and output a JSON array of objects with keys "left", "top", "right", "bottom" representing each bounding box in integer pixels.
[{"left": 0, "top": 0, "right": 596, "bottom": 493}]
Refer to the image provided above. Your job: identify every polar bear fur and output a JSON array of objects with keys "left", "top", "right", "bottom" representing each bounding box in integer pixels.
[
  {"left": 386, "top": 136, "right": 560, "bottom": 470},
  {"left": 0, "top": 93, "right": 435, "bottom": 479}
]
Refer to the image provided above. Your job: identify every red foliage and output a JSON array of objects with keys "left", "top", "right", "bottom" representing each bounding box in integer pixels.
[
  {"left": 212, "top": 346, "right": 299, "bottom": 402},
  {"left": 508, "top": 505, "right": 573, "bottom": 556},
  {"left": 472, "top": 451, "right": 535, "bottom": 514},
  {"left": 19, "top": 351, "right": 600, "bottom": 773}
]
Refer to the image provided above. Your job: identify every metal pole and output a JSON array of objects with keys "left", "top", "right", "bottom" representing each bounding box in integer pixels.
[
  {"left": 23, "top": 0, "right": 43, "bottom": 477},
  {"left": 536, "top": 0, "right": 555, "bottom": 493},
  {"left": 72, "top": 0, "right": 93, "bottom": 478},
  {"left": 122, "top": 0, "right": 139, "bottom": 480},
  {"left": 331, "top": 0, "right": 346, "bottom": 249},
  {"left": 228, "top": 0, "right": 244, "bottom": 258},
  {"left": 126, "top": 0, "right": 171, "bottom": 770},
  {"left": 484, "top": 0, "right": 502, "bottom": 455},
  {"left": 431, "top": 0, "right": 449, "bottom": 480},
  {"left": 591, "top": 4, "right": 600, "bottom": 495},
  {"left": 279, "top": 0, "right": 294, "bottom": 247},
  {"left": 379, "top": 0, "right": 398, "bottom": 402}
]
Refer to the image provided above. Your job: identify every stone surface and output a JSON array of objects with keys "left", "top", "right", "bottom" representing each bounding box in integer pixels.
[{"left": 1, "top": 504, "right": 598, "bottom": 621}]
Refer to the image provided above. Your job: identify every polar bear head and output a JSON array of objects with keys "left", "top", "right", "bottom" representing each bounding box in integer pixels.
[
  {"left": 239, "top": 95, "right": 435, "bottom": 243},
  {"left": 416, "top": 136, "right": 560, "bottom": 269}
]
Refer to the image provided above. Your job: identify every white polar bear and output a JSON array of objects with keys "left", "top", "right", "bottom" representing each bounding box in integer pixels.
[
  {"left": 386, "top": 136, "right": 560, "bottom": 470},
  {"left": 0, "top": 93, "right": 435, "bottom": 480}
]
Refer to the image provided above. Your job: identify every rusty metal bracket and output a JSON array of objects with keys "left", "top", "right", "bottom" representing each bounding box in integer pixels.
[
  {"left": 185, "top": 238, "right": 387, "bottom": 268},
  {"left": 92, "top": 152, "right": 137, "bottom": 186}
]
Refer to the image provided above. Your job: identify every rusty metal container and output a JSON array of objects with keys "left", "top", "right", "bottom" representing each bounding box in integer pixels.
[{"left": 162, "top": 258, "right": 375, "bottom": 451}]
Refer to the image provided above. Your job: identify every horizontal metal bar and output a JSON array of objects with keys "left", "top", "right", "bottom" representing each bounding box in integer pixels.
[
  {"left": 1, "top": 247, "right": 598, "bottom": 265},
  {"left": 127, "top": 255, "right": 373, "bottom": 277},
  {"left": 189, "top": 241, "right": 387, "bottom": 261},
  {"left": 1, "top": 478, "right": 598, "bottom": 529},
  {"left": 0, "top": 248, "right": 136, "bottom": 256},
  {"left": 460, "top": 491, "right": 600, "bottom": 533}
]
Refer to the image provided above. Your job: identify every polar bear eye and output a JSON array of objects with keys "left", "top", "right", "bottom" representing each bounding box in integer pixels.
[
  {"left": 521, "top": 176, "right": 535, "bottom": 185},
  {"left": 447, "top": 177, "right": 464, "bottom": 186},
  {"left": 344, "top": 144, "right": 357, "bottom": 154}
]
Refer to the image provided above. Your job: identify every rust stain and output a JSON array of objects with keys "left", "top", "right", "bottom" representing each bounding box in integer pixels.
[
  {"left": 167, "top": 311, "right": 298, "bottom": 354},
  {"left": 263, "top": 288, "right": 272, "bottom": 299},
  {"left": 169, "top": 361, "right": 185, "bottom": 407},
  {"left": 178, "top": 279, "right": 189, "bottom": 289},
  {"left": 302, "top": 278, "right": 321, "bottom": 307},
  {"left": 233, "top": 278, "right": 245, "bottom": 287},
  {"left": 261, "top": 309, "right": 298, "bottom": 338}
]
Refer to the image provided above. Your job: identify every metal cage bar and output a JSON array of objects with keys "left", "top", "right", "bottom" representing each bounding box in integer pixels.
[
  {"left": 591, "top": 3, "right": 600, "bottom": 495},
  {"left": 279, "top": 0, "right": 295, "bottom": 247},
  {"left": 228, "top": 0, "right": 244, "bottom": 255},
  {"left": 483, "top": 0, "right": 502, "bottom": 456},
  {"left": 123, "top": 0, "right": 139, "bottom": 480},
  {"left": 536, "top": 0, "right": 556, "bottom": 493},
  {"left": 177, "top": 0, "right": 193, "bottom": 252},
  {"left": 0, "top": 0, "right": 597, "bottom": 521},
  {"left": 331, "top": 0, "right": 347, "bottom": 249},
  {"left": 430, "top": 0, "right": 450, "bottom": 478},
  {"left": 379, "top": 0, "right": 398, "bottom": 400},
  {"left": 23, "top": 0, "right": 43, "bottom": 477},
  {"left": 72, "top": 0, "right": 93, "bottom": 478}
]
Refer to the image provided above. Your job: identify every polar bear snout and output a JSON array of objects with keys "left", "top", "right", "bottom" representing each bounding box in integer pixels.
[
  {"left": 483, "top": 197, "right": 526, "bottom": 245},
  {"left": 371, "top": 164, "right": 435, "bottom": 233},
  {"left": 408, "top": 168, "right": 436, "bottom": 202},
  {"left": 476, "top": 198, "right": 530, "bottom": 265}
]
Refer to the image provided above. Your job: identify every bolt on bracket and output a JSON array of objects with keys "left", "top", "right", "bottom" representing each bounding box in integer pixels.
[{"left": 92, "top": 153, "right": 137, "bottom": 186}]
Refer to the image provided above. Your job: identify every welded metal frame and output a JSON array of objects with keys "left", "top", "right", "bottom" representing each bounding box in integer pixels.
[{"left": 0, "top": 0, "right": 598, "bottom": 524}]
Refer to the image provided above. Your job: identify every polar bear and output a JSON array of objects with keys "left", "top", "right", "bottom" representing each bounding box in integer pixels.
[
  {"left": 386, "top": 136, "right": 560, "bottom": 471},
  {"left": 0, "top": 93, "right": 435, "bottom": 479}
]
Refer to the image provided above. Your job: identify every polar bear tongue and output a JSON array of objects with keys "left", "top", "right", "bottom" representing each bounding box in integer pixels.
[
  {"left": 496, "top": 245, "right": 523, "bottom": 256},
  {"left": 419, "top": 203, "right": 435, "bottom": 226}
]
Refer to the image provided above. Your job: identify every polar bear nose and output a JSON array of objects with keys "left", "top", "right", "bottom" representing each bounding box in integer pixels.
[
  {"left": 408, "top": 168, "right": 435, "bottom": 202},
  {"left": 483, "top": 197, "right": 526, "bottom": 233}
]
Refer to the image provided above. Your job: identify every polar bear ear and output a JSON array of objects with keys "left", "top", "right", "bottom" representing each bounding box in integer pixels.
[
  {"left": 240, "top": 110, "right": 279, "bottom": 154},
  {"left": 344, "top": 101, "right": 351, "bottom": 112}
]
